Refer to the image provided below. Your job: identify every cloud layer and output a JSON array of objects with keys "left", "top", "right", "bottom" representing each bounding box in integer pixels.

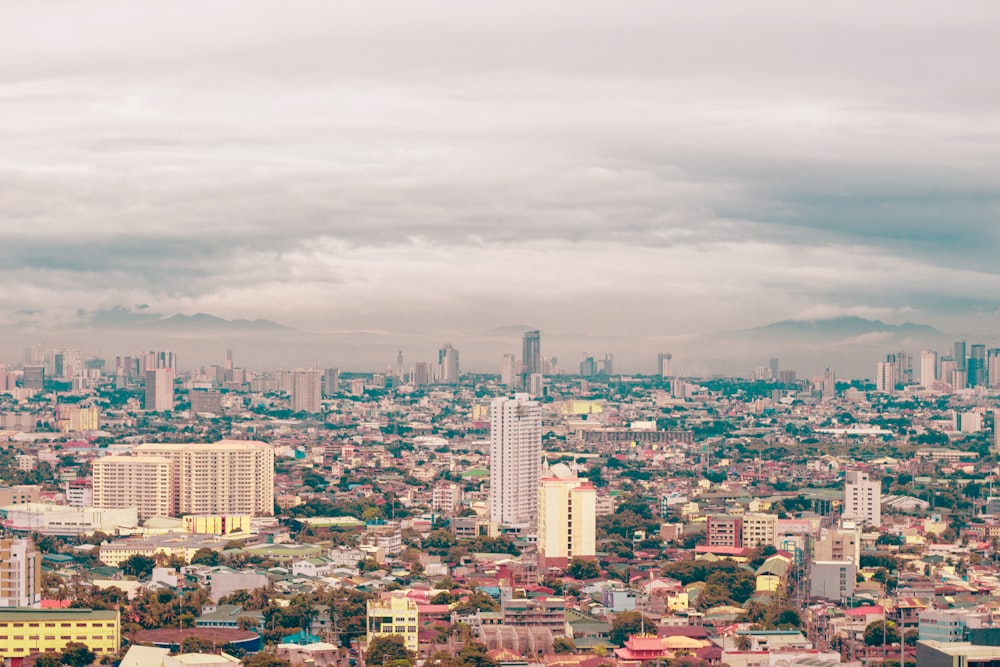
[{"left": 2, "top": 1, "right": 1000, "bottom": 371}]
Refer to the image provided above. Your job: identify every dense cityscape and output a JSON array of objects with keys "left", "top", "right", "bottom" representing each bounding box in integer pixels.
[{"left": 1, "top": 329, "right": 999, "bottom": 667}]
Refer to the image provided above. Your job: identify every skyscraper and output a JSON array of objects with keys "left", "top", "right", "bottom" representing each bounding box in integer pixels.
[
  {"left": 291, "top": 368, "right": 322, "bottom": 413},
  {"left": 437, "top": 343, "right": 460, "bottom": 384},
  {"left": 920, "top": 350, "right": 937, "bottom": 388},
  {"left": 323, "top": 368, "right": 341, "bottom": 397},
  {"left": 489, "top": 394, "right": 542, "bottom": 529},
  {"left": 521, "top": 330, "right": 541, "bottom": 388},
  {"left": 500, "top": 354, "right": 517, "bottom": 387},
  {"left": 144, "top": 367, "right": 174, "bottom": 412},
  {"left": 657, "top": 352, "right": 673, "bottom": 378},
  {"left": 768, "top": 357, "right": 779, "bottom": 380},
  {"left": 954, "top": 340, "right": 967, "bottom": 372},
  {"left": 970, "top": 344, "right": 986, "bottom": 387},
  {"left": 876, "top": 361, "right": 897, "bottom": 393}
]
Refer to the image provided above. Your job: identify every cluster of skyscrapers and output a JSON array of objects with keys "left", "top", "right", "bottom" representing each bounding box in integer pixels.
[{"left": 877, "top": 340, "right": 1000, "bottom": 391}]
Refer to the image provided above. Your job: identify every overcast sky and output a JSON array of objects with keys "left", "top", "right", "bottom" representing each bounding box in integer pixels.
[{"left": 2, "top": 1, "right": 1000, "bottom": 371}]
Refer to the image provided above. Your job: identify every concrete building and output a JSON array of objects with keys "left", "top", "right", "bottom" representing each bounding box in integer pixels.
[
  {"left": 875, "top": 361, "right": 897, "bottom": 393},
  {"left": 919, "top": 609, "right": 986, "bottom": 643},
  {"left": 291, "top": 368, "right": 322, "bottom": 414},
  {"left": 0, "top": 486, "right": 40, "bottom": 506},
  {"left": 843, "top": 470, "right": 881, "bottom": 527},
  {"left": 189, "top": 390, "right": 223, "bottom": 414},
  {"left": 366, "top": 595, "right": 419, "bottom": 653},
  {"left": 489, "top": 394, "right": 542, "bottom": 529},
  {"left": 706, "top": 515, "right": 743, "bottom": 548},
  {"left": 741, "top": 513, "right": 778, "bottom": 549},
  {"left": 0, "top": 608, "right": 120, "bottom": 661},
  {"left": 810, "top": 560, "right": 855, "bottom": 602},
  {"left": 55, "top": 405, "right": 99, "bottom": 432},
  {"left": 0, "top": 538, "right": 41, "bottom": 608},
  {"left": 814, "top": 528, "right": 860, "bottom": 564},
  {"left": 145, "top": 367, "right": 175, "bottom": 412},
  {"left": 92, "top": 455, "right": 174, "bottom": 520},
  {"left": 134, "top": 440, "right": 275, "bottom": 517},
  {"left": 538, "top": 465, "right": 597, "bottom": 568},
  {"left": 0, "top": 503, "right": 138, "bottom": 536}
]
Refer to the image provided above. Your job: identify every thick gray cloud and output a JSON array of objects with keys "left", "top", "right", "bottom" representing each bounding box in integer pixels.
[{"left": 2, "top": 0, "right": 999, "bottom": 372}]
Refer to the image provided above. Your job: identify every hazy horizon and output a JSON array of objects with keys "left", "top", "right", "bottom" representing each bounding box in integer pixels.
[{"left": 4, "top": 1, "right": 999, "bottom": 375}]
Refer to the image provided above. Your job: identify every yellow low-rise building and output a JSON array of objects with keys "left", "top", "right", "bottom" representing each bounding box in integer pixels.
[
  {"left": 183, "top": 515, "right": 251, "bottom": 536},
  {"left": 366, "top": 596, "right": 419, "bottom": 653},
  {"left": 0, "top": 608, "right": 120, "bottom": 660}
]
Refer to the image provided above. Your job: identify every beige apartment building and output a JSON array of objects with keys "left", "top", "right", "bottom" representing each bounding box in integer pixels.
[
  {"left": 537, "top": 465, "right": 597, "bottom": 568},
  {"left": 92, "top": 455, "right": 173, "bottom": 520},
  {"left": 741, "top": 513, "right": 779, "bottom": 549},
  {"left": 133, "top": 440, "right": 274, "bottom": 517}
]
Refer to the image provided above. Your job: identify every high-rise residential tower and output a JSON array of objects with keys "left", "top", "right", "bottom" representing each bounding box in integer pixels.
[
  {"left": 291, "top": 368, "right": 322, "bottom": 413},
  {"left": 955, "top": 340, "right": 967, "bottom": 372},
  {"left": 133, "top": 440, "right": 274, "bottom": 517},
  {"left": 920, "top": 350, "right": 937, "bottom": 388},
  {"left": 521, "top": 330, "right": 541, "bottom": 388},
  {"left": 657, "top": 353, "right": 673, "bottom": 378},
  {"left": 437, "top": 343, "right": 460, "bottom": 384},
  {"left": 489, "top": 394, "right": 542, "bottom": 529},
  {"left": 144, "top": 367, "right": 174, "bottom": 412}
]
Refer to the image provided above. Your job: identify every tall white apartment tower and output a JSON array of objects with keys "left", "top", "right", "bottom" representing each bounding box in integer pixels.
[
  {"left": 489, "top": 394, "right": 542, "bottom": 529},
  {"left": 875, "top": 361, "right": 897, "bottom": 393},
  {"left": 291, "top": 368, "right": 322, "bottom": 413},
  {"left": 0, "top": 538, "right": 41, "bottom": 608},
  {"left": 843, "top": 470, "right": 881, "bottom": 527},
  {"left": 144, "top": 368, "right": 174, "bottom": 412},
  {"left": 920, "top": 350, "right": 938, "bottom": 388}
]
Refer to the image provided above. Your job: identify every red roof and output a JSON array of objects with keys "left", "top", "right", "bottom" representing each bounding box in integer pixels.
[{"left": 845, "top": 606, "right": 884, "bottom": 617}]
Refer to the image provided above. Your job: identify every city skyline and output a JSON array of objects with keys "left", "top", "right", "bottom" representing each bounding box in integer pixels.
[{"left": 3, "top": 1, "right": 1000, "bottom": 370}]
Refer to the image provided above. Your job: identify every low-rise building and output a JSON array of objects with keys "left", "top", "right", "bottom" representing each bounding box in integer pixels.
[{"left": 0, "top": 607, "right": 120, "bottom": 661}]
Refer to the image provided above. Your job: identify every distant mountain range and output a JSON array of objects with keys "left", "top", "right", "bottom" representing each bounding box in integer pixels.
[
  {"left": 82, "top": 308, "right": 292, "bottom": 332},
  {"left": 744, "top": 316, "right": 940, "bottom": 339}
]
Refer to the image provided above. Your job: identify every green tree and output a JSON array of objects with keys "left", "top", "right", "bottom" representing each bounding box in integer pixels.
[
  {"left": 120, "top": 554, "right": 156, "bottom": 578},
  {"left": 190, "top": 548, "right": 221, "bottom": 566},
  {"left": 553, "top": 637, "right": 577, "bottom": 654},
  {"left": 611, "top": 611, "right": 656, "bottom": 645},
  {"left": 366, "top": 635, "right": 415, "bottom": 666},
  {"left": 60, "top": 642, "right": 96, "bottom": 667},
  {"left": 864, "top": 620, "right": 899, "bottom": 646},
  {"left": 36, "top": 655, "right": 63, "bottom": 667},
  {"left": 181, "top": 635, "right": 215, "bottom": 653},
  {"left": 567, "top": 558, "right": 601, "bottom": 580},
  {"left": 242, "top": 653, "right": 291, "bottom": 667},
  {"left": 456, "top": 643, "right": 496, "bottom": 667}
]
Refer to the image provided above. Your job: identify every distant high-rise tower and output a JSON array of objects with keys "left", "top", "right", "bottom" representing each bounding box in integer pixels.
[
  {"left": 144, "top": 368, "right": 174, "bottom": 412},
  {"left": 323, "top": 368, "right": 340, "bottom": 397},
  {"left": 920, "top": 350, "right": 937, "bottom": 388},
  {"left": 657, "top": 353, "right": 673, "bottom": 378},
  {"left": 489, "top": 394, "right": 542, "bottom": 528},
  {"left": 954, "top": 340, "right": 967, "bottom": 373},
  {"left": 22, "top": 366, "right": 45, "bottom": 392},
  {"left": 521, "top": 330, "right": 541, "bottom": 388},
  {"left": 769, "top": 357, "right": 779, "bottom": 379},
  {"left": 413, "top": 362, "right": 431, "bottom": 386},
  {"left": 437, "top": 343, "right": 460, "bottom": 384},
  {"left": 875, "top": 361, "right": 897, "bottom": 393},
  {"left": 970, "top": 344, "right": 986, "bottom": 387},
  {"left": 599, "top": 354, "right": 614, "bottom": 376},
  {"left": 291, "top": 368, "right": 322, "bottom": 413},
  {"left": 396, "top": 351, "right": 404, "bottom": 380},
  {"left": 500, "top": 354, "right": 517, "bottom": 387}
]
